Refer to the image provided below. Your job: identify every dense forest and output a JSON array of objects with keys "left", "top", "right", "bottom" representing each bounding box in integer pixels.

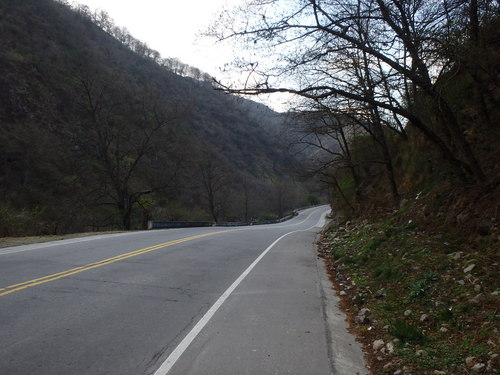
[{"left": 0, "top": 0, "right": 317, "bottom": 236}]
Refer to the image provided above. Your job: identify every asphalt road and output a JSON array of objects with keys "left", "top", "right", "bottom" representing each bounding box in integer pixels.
[{"left": 0, "top": 206, "right": 366, "bottom": 375}]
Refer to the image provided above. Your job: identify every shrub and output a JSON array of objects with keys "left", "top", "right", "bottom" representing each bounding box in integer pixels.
[{"left": 389, "top": 319, "right": 426, "bottom": 343}]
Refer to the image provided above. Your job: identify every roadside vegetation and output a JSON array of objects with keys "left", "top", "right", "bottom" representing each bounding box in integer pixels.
[
  {"left": 0, "top": 231, "right": 125, "bottom": 249},
  {"left": 319, "top": 211, "right": 499, "bottom": 374}
]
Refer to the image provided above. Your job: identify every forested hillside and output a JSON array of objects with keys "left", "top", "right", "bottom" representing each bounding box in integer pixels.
[{"left": 0, "top": 0, "right": 311, "bottom": 235}]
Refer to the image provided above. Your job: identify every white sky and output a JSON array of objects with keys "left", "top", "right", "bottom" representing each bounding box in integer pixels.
[
  {"left": 73, "top": 0, "right": 239, "bottom": 79},
  {"left": 72, "top": 0, "right": 293, "bottom": 112}
]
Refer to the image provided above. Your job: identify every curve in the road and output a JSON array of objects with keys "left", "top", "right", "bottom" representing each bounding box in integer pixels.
[
  {"left": 153, "top": 211, "right": 329, "bottom": 375},
  {"left": 0, "top": 208, "right": 326, "bottom": 298}
]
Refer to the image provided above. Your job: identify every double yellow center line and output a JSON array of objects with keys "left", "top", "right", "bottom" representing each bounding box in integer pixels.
[
  {"left": 0, "top": 230, "right": 237, "bottom": 297},
  {"left": 0, "top": 208, "right": 323, "bottom": 298}
]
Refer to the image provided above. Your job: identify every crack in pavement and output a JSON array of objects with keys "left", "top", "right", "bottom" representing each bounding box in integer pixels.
[{"left": 145, "top": 303, "right": 209, "bottom": 375}]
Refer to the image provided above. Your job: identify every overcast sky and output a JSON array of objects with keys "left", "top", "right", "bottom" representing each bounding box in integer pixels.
[
  {"left": 72, "top": 0, "right": 293, "bottom": 111},
  {"left": 74, "top": 0, "right": 239, "bottom": 77}
]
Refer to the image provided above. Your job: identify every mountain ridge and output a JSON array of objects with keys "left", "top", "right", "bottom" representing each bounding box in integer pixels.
[{"left": 0, "top": 0, "right": 310, "bottom": 234}]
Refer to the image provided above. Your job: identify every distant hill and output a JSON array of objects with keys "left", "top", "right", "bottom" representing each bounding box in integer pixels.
[{"left": 0, "top": 0, "right": 310, "bottom": 235}]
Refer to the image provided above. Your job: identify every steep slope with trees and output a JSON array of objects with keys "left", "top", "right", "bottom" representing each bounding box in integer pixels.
[
  {"left": 0, "top": 0, "right": 311, "bottom": 235},
  {"left": 213, "top": 0, "right": 498, "bottom": 192}
]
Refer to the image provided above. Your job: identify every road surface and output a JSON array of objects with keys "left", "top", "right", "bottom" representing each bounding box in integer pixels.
[{"left": 0, "top": 206, "right": 366, "bottom": 375}]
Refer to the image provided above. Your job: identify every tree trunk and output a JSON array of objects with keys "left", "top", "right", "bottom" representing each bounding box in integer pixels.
[
  {"left": 338, "top": 125, "right": 363, "bottom": 200},
  {"left": 141, "top": 208, "right": 150, "bottom": 230},
  {"left": 469, "top": 0, "right": 479, "bottom": 43},
  {"left": 434, "top": 96, "right": 486, "bottom": 182},
  {"left": 331, "top": 175, "right": 354, "bottom": 212},
  {"left": 118, "top": 195, "right": 132, "bottom": 230},
  {"left": 122, "top": 209, "right": 132, "bottom": 230},
  {"left": 372, "top": 117, "right": 400, "bottom": 201},
  {"left": 358, "top": 45, "right": 400, "bottom": 201},
  {"left": 244, "top": 182, "right": 249, "bottom": 223},
  {"left": 208, "top": 190, "right": 218, "bottom": 223}
]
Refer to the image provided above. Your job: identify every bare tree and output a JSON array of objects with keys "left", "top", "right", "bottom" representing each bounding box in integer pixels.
[
  {"left": 289, "top": 109, "right": 357, "bottom": 187},
  {"left": 196, "top": 156, "right": 233, "bottom": 223},
  {"left": 75, "top": 72, "right": 186, "bottom": 229},
  {"left": 211, "top": 0, "right": 496, "bottom": 183}
]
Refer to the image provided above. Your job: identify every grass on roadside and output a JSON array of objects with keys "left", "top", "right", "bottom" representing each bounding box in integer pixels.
[
  {"left": 0, "top": 231, "right": 125, "bottom": 249},
  {"left": 321, "top": 216, "right": 499, "bottom": 374}
]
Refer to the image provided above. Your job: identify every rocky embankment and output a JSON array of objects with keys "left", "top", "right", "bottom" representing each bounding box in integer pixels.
[{"left": 318, "top": 215, "right": 499, "bottom": 375}]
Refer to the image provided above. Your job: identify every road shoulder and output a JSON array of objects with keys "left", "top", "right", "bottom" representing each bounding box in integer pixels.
[
  {"left": 165, "top": 225, "right": 367, "bottom": 374},
  {"left": 315, "top": 232, "right": 367, "bottom": 375}
]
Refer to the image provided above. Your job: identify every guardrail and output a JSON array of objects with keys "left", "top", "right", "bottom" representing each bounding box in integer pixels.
[
  {"left": 148, "top": 211, "right": 299, "bottom": 230},
  {"left": 148, "top": 221, "right": 212, "bottom": 229}
]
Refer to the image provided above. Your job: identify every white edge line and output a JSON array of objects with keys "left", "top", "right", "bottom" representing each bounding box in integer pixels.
[{"left": 153, "top": 210, "right": 328, "bottom": 375}]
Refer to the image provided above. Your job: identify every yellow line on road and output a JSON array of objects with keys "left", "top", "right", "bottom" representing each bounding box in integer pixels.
[
  {"left": 0, "top": 207, "right": 325, "bottom": 298},
  {"left": 0, "top": 230, "right": 237, "bottom": 297}
]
